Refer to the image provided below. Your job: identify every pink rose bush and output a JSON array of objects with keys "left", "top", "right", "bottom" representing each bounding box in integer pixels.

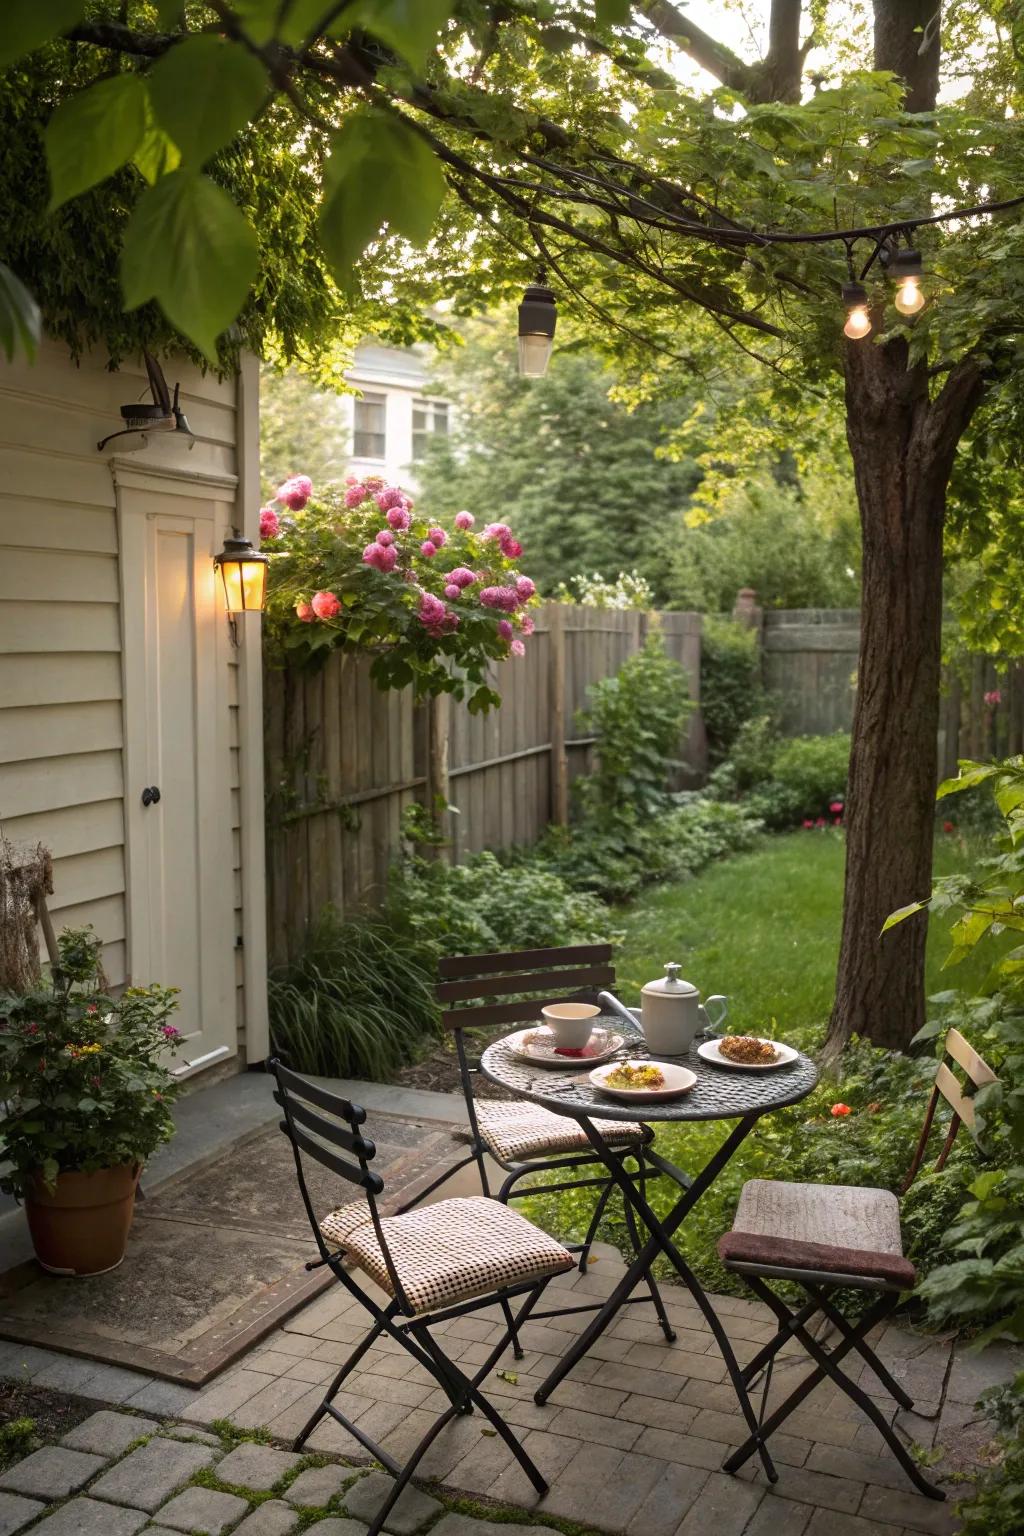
[{"left": 265, "top": 476, "right": 539, "bottom": 708}]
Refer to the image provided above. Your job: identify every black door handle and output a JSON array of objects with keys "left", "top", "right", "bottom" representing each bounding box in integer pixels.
[{"left": 141, "top": 786, "right": 161, "bottom": 807}]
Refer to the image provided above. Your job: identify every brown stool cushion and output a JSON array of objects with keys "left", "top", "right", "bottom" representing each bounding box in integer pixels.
[{"left": 718, "top": 1179, "right": 916, "bottom": 1291}]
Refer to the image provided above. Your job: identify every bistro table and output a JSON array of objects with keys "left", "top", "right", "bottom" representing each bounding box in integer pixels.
[{"left": 480, "top": 1015, "right": 819, "bottom": 1484}]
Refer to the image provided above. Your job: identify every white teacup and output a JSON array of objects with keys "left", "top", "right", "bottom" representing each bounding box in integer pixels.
[{"left": 540, "top": 1002, "right": 600, "bottom": 1050}]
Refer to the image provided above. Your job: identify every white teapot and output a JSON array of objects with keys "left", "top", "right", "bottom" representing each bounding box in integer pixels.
[{"left": 639, "top": 963, "right": 728, "bottom": 1056}]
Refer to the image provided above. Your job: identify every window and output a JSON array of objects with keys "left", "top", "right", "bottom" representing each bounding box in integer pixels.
[
  {"left": 412, "top": 399, "right": 450, "bottom": 460},
  {"left": 353, "top": 392, "right": 387, "bottom": 459}
]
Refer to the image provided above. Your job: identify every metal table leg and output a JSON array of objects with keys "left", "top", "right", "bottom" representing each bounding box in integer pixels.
[{"left": 534, "top": 1112, "right": 778, "bottom": 1485}]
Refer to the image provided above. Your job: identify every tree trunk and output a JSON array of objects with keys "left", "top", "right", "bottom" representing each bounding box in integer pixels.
[{"left": 826, "top": 337, "right": 986, "bottom": 1055}]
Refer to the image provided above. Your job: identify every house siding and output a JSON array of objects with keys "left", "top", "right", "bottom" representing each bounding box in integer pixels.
[{"left": 0, "top": 339, "right": 266, "bottom": 1071}]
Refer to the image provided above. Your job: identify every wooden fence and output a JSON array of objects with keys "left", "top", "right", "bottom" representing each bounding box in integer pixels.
[{"left": 264, "top": 604, "right": 702, "bottom": 964}]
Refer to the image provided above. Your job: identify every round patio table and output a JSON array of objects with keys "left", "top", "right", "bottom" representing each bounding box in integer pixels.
[{"left": 480, "top": 1016, "right": 819, "bottom": 1484}]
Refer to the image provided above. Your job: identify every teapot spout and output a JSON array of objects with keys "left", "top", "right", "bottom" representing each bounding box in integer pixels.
[{"left": 598, "top": 990, "right": 640, "bottom": 1030}]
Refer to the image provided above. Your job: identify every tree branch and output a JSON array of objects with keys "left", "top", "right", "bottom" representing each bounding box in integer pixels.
[{"left": 638, "top": 0, "right": 754, "bottom": 92}]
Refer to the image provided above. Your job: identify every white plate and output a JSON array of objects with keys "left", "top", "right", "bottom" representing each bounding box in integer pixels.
[
  {"left": 589, "top": 1059, "right": 697, "bottom": 1102},
  {"left": 697, "top": 1037, "right": 797, "bottom": 1071},
  {"left": 505, "top": 1026, "right": 626, "bottom": 1068}
]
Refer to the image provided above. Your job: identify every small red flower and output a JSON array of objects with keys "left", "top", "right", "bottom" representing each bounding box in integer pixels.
[
  {"left": 831, "top": 1102, "right": 851, "bottom": 1117},
  {"left": 943, "top": 820, "right": 954, "bottom": 834},
  {"left": 802, "top": 819, "right": 814, "bottom": 829},
  {"left": 829, "top": 801, "right": 844, "bottom": 815},
  {"left": 815, "top": 816, "right": 826, "bottom": 827}
]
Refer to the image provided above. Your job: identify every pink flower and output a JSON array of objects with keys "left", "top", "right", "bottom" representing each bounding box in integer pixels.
[
  {"left": 375, "top": 529, "right": 395, "bottom": 546},
  {"left": 985, "top": 689, "right": 1002, "bottom": 707},
  {"left": 500, "top": 536, "right": 523, "bottom": 559},
  {"left": 428, "top": 526, "right": 447, "bottom": 548},
  {"left": 418, "top": 592, "right": 447, "bottom": 629},
  {"left": 420, "top": 540, "right": 437, "bottom": 558},
  {"left": 515, "top": 575, "right": 536, "bottom": 600},
  {"left": 311, "top": 590, "right": 342, "bottom": 619},
  {"left": 363, "top": 541, "right": 397, "bottom": 573},
  {"left": 497, "top": 619, "right": 514, "bottom": 640},
  {"left": 376, "top": 486, "right": 406, "bottom": 511},
  {"left": 387, "top": 506, "right": 411, "bottom": 531},
  {"left": 802, "top": 819, "right": 814, "bottom": 829},
  {"left": 363, "top": 475, "right": 385, "bottom": 489},
  {"left": 815, "top": 816, "right": 826, "bottom": 827},
  {"left": 483, "top": 522, "right": 510, "bottom": 541},
  {"left": 480, "top": 586, "right": 519, "bottom": 612},
  {"left": 444, "top": 583, "right": 461, "bottom": 600},
  {"left": 520, "top": 614, "right": 535, "bottom": 636},
  {"left": 829, "top": 801, "right": 844, "bottom": 814},
  {"left": 296, "top": 600, "right": 314, "bottom": 623},
  {"left": 448, "top": 567, "right": 476, "bottom": 588},
  {"left": 277, "top": 477, "right": 311, "bottom": 511},
  {"left": 345, "top": 484, "right": 368, "bottom": 508},
  {"left": 510, "top": 638, "right": 526, "bottom": 657},
  {"left": 161, "top": 1024, "right": 180, "bottom": 1038},
  {"left": 259, "top": 507, "right": 280, "bottom": 540},
  {"left": 454, "top": 511, "right": 474, "bottom": 530}
]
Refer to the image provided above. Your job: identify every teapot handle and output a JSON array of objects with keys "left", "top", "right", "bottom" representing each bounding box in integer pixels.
[{"left": 699, "top": 995, "right": 729, "bottom": 1036}]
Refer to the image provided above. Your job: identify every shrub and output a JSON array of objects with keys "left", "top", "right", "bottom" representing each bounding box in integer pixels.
[
  {"left": 699, "top": 617, "right": 765, "bottom": 764},
  {"left": 268, "top": 910, "right": 438, "bottom": 1080},
  {"left": 749, "top": 731, "right": 850, "bottom": 828},
  {"left": 576, "top": 633, "right": 694, "bottom": 821},
  {"left": 706, "top": 712, "right": 779, "bottom": 800}
]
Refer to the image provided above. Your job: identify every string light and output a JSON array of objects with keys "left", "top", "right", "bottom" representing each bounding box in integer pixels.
[
  {"left": 891, "top": 248, "right": 925, "bottom": 314},
  {"left": 842, "top": 282, "right": 872, "bottom": 340}
]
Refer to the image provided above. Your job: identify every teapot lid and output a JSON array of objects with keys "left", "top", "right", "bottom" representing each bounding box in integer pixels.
[{"left": 642, "top": 962, "right": 698, "bottom": 997}]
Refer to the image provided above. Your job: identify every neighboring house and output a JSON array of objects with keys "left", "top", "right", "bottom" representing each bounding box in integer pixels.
[
  {"left": 341, "top": 341, "right": 451, "bottom": 492},
  {"left": 0, "top": 341, "right": 268, "bottom": 1081}
]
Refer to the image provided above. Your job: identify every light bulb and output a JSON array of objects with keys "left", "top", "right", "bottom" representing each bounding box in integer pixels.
[
  {"left": 843, "top": 306, "right": 872, "bottom": 340},
  {"left": 894, "top": 275, "right": 925, "bottom": 315}
]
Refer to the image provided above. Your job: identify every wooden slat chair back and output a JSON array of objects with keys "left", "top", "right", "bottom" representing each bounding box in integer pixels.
[
  {"left": 436, "top": 942, "right": 616, "bottom": 1034},
  {"left": 900, "top": 1026, "right": 999, "bottom": 1193}
]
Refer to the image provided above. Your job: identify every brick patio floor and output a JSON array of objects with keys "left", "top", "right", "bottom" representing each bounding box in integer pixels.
[{"left": 0, "top": 1248, "right": 1013, "bottom": 1535}]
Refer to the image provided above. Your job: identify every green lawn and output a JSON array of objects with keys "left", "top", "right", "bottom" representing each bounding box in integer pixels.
[{"left": 612, "top": 828, "right": 989, "bottom": 1040}]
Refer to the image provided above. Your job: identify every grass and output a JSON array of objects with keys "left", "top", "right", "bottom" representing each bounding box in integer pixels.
[{"left": 611, "top": 827, "right": 994, "bottom": 1035}]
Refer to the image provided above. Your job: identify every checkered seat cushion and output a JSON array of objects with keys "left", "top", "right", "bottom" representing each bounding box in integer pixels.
[
  {"left": 461, "top": 1101, "right": 648, "bottom": 1163},
  {"left": 320, "top": 1195, "right": 575, "bottom": 1315},
  {"left": 718, "top": 1180, "right": 916, "bottom": 1291}
]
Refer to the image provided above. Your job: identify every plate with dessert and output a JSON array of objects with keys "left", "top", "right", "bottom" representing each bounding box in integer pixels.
[
  {"left": 697, "top": 1034, "right": 797, "bottom": 1071},
  {"left": 506, "top": 1026, "right": 627, "bottom": 1067},
  {"left": 589, "top": 1059, "right": 697, "bottom": 1102}
]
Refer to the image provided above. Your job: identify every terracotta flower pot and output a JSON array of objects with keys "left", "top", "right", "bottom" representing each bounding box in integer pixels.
[{"left": 25, "top": 1164, "right": 141, "bottom": 1277}]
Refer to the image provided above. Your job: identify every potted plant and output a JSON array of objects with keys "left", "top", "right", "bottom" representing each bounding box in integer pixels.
[{"left": 0, "top": 927, "right": 181, "bottom": 1276}]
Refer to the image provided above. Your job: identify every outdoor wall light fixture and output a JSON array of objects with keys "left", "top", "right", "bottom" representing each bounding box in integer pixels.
[
  {"left": 96, "top": 351, "right": 195, "bottom": 452},
  {"left": 213, "top": 533, "right": 268, "bottom": 644},
  {"left": 517, "top": 279, "right": 557, "bottom": 377}
]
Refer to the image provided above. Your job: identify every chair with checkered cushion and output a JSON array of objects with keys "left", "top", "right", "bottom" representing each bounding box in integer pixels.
[
  {"left": 393, "top": 944, "right": 675, "bottom": 1355},
  {"left": 272, "top": 1060, "right": 573, "bottom": 1536},
  {"left": 716, "top": 1027, "right": 997, "bottom": 1503}
]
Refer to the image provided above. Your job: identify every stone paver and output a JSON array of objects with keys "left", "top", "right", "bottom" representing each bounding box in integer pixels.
[
  {"left": 0, "top": 1492, "right": 44, "bottom": 1536},
  {"left": 430, "top": 1522, "right": 555, "bottom": 1536},
  {"left": 216, "top": 1441, "right": 303, "bottom": 1491},
  {"left": 89, "top": 1437, "right": 219, "bottom": 1512},
  {"left": 303, "top": 1523, "right": 368, "bottom": 1536},
  {"left": 285, "top": 1464, "right": 350, "bottom": 1506},
  {"left": 25, "top": 1498, "right": 149, "bottom": 1535},
  {"left": 232, "top": 1500, "right": 303, "bottom": 1536},
  {"left": 675, "top": 1471, "right": 764, "bottom": 1536},
  {"left": 125, "top": 1380, "right": 201, "bottom": 1417},
  {"left": 152, "top": 1485, "right": 249, "bottom": 1534},
  {"left": 0, "top": 1445, "right": 106, "bottom": 1500},
  {"left": 858, "top": 1484, "right": 960, "bottom": 1536},
  {"left": 62, "top": 1409, "right": 160, "bottom": 1457},
  {"left": 343, "top": 1471, "right": 442, "bottom": 1533}
]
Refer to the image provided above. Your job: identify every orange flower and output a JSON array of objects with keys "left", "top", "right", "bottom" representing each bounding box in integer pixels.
[{"left": 831, "top": 1102, "right": 852, "bottom": 1117}]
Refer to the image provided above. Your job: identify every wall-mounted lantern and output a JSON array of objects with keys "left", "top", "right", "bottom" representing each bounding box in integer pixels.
[
  {"left": 213, "top": 535, "right": 268, "bottom": 641},
  {"left": 517, "top": 281, "right": 557, "bottom": 377}
]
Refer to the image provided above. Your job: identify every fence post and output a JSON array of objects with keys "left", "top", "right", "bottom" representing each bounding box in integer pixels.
[
  {"left": 425, "top": 691, "right": 452, "bottom": 861},
  {"left": 549, "top": 603, "right": 569, "bottom": 826}
]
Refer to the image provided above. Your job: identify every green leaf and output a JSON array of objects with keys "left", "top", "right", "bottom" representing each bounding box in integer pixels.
[
  {"left": 936, "top": 761, "right": 999, "bottom": 799},
  {"left": 538, "top": 26, "right": 577, "bottom": 52},
  {"left": 339, "top": 0, "right": 456, "bottom": 68},
  {"left": 45, "top": 74, "right": 148, "bottom": 211},
  {"left": 0, "top": 0, "right": 85, "bottom": 70},
  {"left": 231, "top": 1, "right": 281, "bottom": 45},
  {"left": 132, "top": 103, "right": 182, "bottom": 187},
  {"left": 881, "top": 899, "right": 928, "bottom": 933},
  {"left": 155, "top": 1, "right": 186, "bottom": 24},
  {"left": 121, "top": 172, "right": 258, "bottom": 364},
  {"left": 0, "top": 262, "right": 41, "bottom": 364},
  {"left": 148, "top": 36, "right": 268, "bottom": 166},
  {"left": 319, "top": 111, "right": 446, "bottom": 281},
  {"left": 596, "top": 0, "right": 631, "bottom": 21}
]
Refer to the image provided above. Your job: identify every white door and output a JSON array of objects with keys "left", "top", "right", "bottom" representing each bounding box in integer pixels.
[{"left": 117, "top": 468, "right": 236, "bottom": 1076}]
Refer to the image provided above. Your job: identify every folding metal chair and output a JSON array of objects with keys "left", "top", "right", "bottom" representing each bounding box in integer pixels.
[
  {"left": 717, "top": 1027, "right": 997, "bottom": 1501},
  {"left": 272, "top": 1060, "right": 576, "bottom": 1536},
  {"left": 396, "top": 943, "right": 675, "bottom": 1349}
]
